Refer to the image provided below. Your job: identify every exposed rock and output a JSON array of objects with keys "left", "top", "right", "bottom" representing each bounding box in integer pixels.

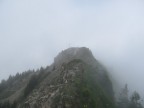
[
  {"left": 54, "top": 47, "right": 97, "bottom": 68},
  {"left": 0, "top": 47, "right": 115, "bottom": 108}
]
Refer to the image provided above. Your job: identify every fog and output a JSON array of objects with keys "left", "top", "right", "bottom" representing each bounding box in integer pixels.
[{"left": 0, "top": 0, "right": 144, "bottom": 97}]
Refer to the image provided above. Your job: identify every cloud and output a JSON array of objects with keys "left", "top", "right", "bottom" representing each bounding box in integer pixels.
[{"left": 0, "top": 0, "right": 144, "bottom": 96}]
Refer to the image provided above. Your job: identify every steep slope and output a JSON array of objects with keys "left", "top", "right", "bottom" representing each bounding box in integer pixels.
[{"left": 0, "top": 47, "right": 115, "bottom": 108}]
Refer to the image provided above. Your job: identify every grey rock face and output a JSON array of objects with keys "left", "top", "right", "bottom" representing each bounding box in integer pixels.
[
  {"left": 54, "top": 47, "right": 97, "bottom": 68},
  {"left": 0, "top": 47, "right": 115, "bottom": 108}
]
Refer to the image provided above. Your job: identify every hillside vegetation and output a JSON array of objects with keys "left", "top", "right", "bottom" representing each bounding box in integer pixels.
[{"left": 0, "top": 47, "right": 142, "bottom": 108}]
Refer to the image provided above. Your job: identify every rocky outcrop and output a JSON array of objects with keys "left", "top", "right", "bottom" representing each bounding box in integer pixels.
[
  {"left": 54, "top": 47, "right": 97, "bottom": 67},
  {"left": 0, "top": 47, "right": 115, "bottom": 108}
]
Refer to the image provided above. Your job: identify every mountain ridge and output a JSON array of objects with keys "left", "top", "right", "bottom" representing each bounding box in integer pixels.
[{"left": 0, "top": 47, "right": 115, "bottom": 108}]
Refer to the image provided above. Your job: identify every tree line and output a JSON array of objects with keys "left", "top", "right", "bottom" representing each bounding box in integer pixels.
[{"left": 117, "top": 84, "right": 143, "bottom": 108}]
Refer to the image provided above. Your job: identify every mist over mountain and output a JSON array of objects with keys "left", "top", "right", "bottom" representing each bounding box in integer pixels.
[
  {"left": 1, "top": 0, "right": 144, "bottom": 99},
  {"left": 1, "top": 0, "right": 144, "bottom": 108},
  {"left": 0, "top": 47, "right": 114, "bottom": 108},
  {"left": 0, "top": 47, "right": 143, "bottom": 108}
]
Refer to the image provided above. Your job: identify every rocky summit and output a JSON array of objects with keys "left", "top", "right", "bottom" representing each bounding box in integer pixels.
[{"left": 0, "top": 47, "right": 115, "bottom": 108}]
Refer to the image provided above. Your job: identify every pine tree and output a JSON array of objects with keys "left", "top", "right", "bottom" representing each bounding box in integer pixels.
[
  {"left": 129, "top": 91, "right": 143, "bottom": 108},
  {"left": 117, "top": 84, "right": 129, "bottom": 108}
]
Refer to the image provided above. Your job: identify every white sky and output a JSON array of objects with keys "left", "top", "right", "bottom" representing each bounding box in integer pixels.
[{"left": 0, "top": 0, "right": 144, "bottom": 96}]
